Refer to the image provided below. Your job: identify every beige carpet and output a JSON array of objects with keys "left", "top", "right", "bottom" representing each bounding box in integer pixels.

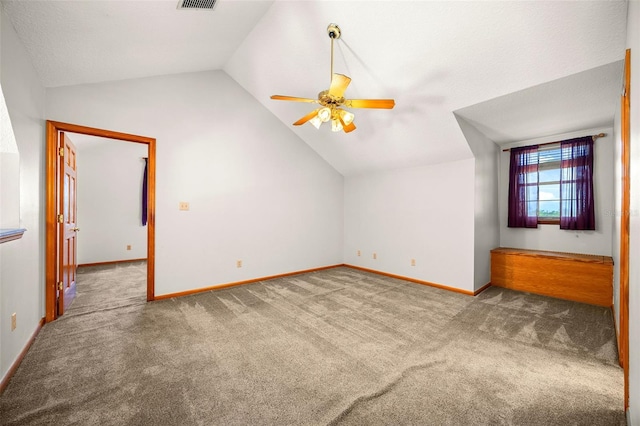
[{"left": 0, "top": 264, "right": 625, "bottom": 425}]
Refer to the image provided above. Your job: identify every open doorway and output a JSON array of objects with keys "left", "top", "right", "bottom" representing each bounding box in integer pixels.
[
  {"left": 45, "top": 121, "right": 156, "bottom": 322},
  {"left": 69, "top": 133, "right": 149, "bottom": 315}
]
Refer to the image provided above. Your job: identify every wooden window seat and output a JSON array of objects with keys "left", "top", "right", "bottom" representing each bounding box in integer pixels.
[{"left": 490, "top": 247, "right": 613, "bottom": 307}]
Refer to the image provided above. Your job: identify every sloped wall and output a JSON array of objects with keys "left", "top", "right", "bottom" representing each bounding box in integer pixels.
[{"left": 46, "top": 70, "right": 344, "bottom": 297}]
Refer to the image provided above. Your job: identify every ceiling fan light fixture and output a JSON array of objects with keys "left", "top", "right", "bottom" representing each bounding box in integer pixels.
[
  {"left": 318, "top": 107, "right": 332, "bottom": 122},
  {"left": 309, "top": 115, "right": 323, "bottom": 129},
  {"left": 270, "top": 23, "right": 395, "bottom": 134},
  {"left": 339, "top": 109, "right": 355, "bottom": 125}
]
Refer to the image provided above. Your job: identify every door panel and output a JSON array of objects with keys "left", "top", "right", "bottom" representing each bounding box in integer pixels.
[{"left": 58, "top": 132, "right": 78, "bottom": 315}]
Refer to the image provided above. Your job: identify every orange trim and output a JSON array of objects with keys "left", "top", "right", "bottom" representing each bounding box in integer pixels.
[
  {"left": 345, "top": 264, "right": 475, "bottom": 296},
  {"left": 78, "top": 258, "right": 147, "bottom": 268},
  {"left": 45, "top": 122, "right": 57, "bottom": 322},
  {"left": 0, "top": 317, "right": 45, "bottom": 395},
  {"left": 474, "top": 282, "right": 492, "bottom": 296},
  {"left": 154, "top": 264, "right": 345, "bottom": 300},
  {"left": 620, "top": 48, "right": 631, "bottom": 410}
]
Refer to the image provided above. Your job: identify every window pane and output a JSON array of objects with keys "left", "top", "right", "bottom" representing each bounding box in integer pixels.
[
  {"left": 539, "top": 168, "right": 560, "bottom": 183},
  {"left": 527, "top": 201, "right": 538, "bottom": 217},
  {"left": 539, "top": 183, "right": 559, "bottom": 201},
  {"left": 539, "top": 201, "right": 560, "bottom": 218},
  {"left": 525, "top": 171, "right": 538, "bottom": 183}
]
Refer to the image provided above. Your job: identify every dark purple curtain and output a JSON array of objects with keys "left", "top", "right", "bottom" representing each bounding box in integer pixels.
[
  {"left": 508, "top": 145, "right": 539, "bottom": 228},
  {"left": 142, "top": 158, "right": 148, "bottom": 226},
  {"left": 560, "top": 136, "right": 595, "bottom": 230}
]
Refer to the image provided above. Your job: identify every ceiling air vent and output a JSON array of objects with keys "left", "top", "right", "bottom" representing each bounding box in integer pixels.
[{"left": 177, "top": 0, "right": 217, "bottom": 10}]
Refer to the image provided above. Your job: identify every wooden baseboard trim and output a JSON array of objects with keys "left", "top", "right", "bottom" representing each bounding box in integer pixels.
[
  {"left": 474, "top": 282, "right": 492, "bottom": 295},
  {"left": 78, "top": 258, "right": 147, "bottom": 268},
  {"left": 0, "top": 317, "right": 45, "bottom": 395},
  {"left": 154, "top": 264, "right": 346, "bottom": 301},
  {"left": 344, "top": 264, "right": 475, "bottom": 296},
  {"left": 612, "top": 305, "right": 622, "bottom": 366}
]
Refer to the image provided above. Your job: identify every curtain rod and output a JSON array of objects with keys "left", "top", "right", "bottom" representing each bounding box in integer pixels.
[{"left": 501, "top": 133, "right": 606, "bottom": 152}]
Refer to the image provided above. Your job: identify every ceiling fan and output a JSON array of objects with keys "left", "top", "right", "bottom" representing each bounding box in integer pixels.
[{"left": 271, "top": 23, "right": 395, "bottom": 133}]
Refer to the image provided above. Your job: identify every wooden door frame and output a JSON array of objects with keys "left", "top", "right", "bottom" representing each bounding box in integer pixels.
[
  {"left": 619, "top": 49, "right": 630, "bottom": 411},
  {"left": 45, "top": 121, "right": 156, "bottom": 322}
]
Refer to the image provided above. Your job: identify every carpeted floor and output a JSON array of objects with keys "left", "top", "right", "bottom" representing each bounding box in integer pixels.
[{"left": 0, "top": 264, "right": 625, "bottom": 425}]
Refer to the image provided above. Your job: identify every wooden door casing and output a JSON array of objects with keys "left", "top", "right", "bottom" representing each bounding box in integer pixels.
[{"left": 45, "top": 121, "right": 156, "bottom": 322}]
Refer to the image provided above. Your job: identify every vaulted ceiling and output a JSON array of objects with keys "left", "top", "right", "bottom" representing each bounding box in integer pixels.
[{"left": 1, "top": 0, "right": 628, "bottom": 175}]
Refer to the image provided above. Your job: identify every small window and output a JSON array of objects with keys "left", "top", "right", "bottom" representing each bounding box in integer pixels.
[{"left": 508, "top": 136, "right": 595, "bottom": 230}]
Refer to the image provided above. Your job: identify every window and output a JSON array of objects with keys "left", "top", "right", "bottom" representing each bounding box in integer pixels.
[
  {"left": 508, "top": 136, "right": 595, "bottom": 230},
  {"left": 537, "top": 146, "right": 561, "bottom": 223}
]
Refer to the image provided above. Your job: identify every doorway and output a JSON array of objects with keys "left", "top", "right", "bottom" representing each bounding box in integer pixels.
[{"left": 45, "top": 121, "right": 156, "bottom": 322}]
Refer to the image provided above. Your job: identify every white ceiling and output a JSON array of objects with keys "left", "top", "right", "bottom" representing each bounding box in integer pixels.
[
  {"left": 455, "top": 60, "right": 624, "bottom": 145},
  {"left": 1, "top": 0, "right": 629, "bottom": 175},
  {"left": 1, "top": 0, "right": 274, "bottom": 87}
]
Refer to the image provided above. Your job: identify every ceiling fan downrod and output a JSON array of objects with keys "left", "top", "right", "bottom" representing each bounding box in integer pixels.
[{"left": 327, "top": 23, "right": 341, "bottom": 83}]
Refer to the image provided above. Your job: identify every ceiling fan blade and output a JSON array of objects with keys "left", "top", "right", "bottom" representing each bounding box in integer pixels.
[
  {"left": 345, "top": 99, "right": 395, "bottom": 109},
  {"left": 271, "top": 95, "right": 317, "bottom": 103},
  {"left": 342, "top": 120, "right": 356, "bottom": 133},
  {"left": 293, "top": 109, "right": 320, "bottom": 126},
  {"left": 328, "top": 74, "right": 351, "bottom": 98}
]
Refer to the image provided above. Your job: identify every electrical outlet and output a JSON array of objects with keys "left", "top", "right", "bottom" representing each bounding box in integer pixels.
[
  {"left": 179, "top": 202, "right": 190, "bottom": 211},
  {"left": 11, "top": 313, "right": 16, "bottom": 331},
  {"left": 411, "top": 258, "right": 416, "bottom": 266},
  {"left": 373, "top": 253, "right": 377, "bottom": 260},
  {"left": 357, "top": 250, "right": 361, "bottom": 256},
  {"left": 236, "top": 260, "right": 242, "bottom": 268},
  {"left": 126, "top": 245, "right": 132, "bottom": 251}
]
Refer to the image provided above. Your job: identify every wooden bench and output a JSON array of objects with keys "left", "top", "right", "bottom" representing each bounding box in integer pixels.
[{"left": 490, "top": 247, "right": 613, "bottom": 307}]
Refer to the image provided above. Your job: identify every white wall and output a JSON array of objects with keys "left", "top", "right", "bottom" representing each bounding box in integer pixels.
[
  {"left": 76, "top": 138, "right": 148, "bottom": 264},
  {"left": 0, "top": 84, "right": 20, "bottom": 228},
  {"left": 456, "top": 116, "right": 500, "bottom": 290},
  {"left": 499, "top": 127, "right": 615, "bottom": 256},
  {"left": 625, "top": 1, "right": 639, "bottom": 423},
  {"left": 344, "top": 158, "right": 476, "bottom": 292},
  {"left": 0, "top": 9, "right": 46, "bottom": 382},
  {"left": 46, "top": 70, "right": 344, "bottom": 296}
]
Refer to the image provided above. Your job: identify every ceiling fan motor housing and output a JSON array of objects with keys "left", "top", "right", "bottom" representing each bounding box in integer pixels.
[{"left": 318, "top": 90, "right": 345, "bottom": 107}]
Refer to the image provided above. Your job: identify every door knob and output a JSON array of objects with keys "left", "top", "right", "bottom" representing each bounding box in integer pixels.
[{"left": 71, "top": 227, "right": 80, "bottom": 232}]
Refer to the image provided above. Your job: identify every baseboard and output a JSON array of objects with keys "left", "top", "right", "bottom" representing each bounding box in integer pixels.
[
  {"left": 156, "top": 264, "right": 488, "bottom": 302},
  {"left": 154, "top": 264, "right": 346, "bottom": 300},
  {"left": 612, "top": 307, "right": 623, "bottom": 367},
  {"left": 78, "top": 258, "right": 147, "bottom": 268},
  {"left": 0, "top": 317, "right": 45, "bottom": 395},
  {"left": 627, "top": 407, "right": 633, "bottom": 426},
  {"left": 345, "top": 264, "right": 476, "bottom": 296},
  {"left": 475, "top": 282, "right": 492, "bottom": 295}
]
